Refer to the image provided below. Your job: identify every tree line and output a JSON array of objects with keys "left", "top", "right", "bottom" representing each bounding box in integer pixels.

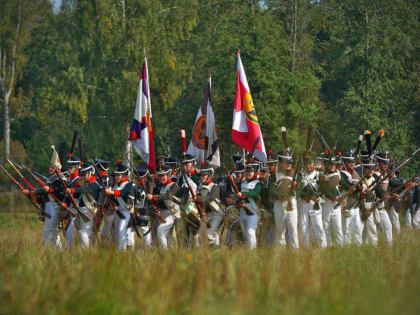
[{"left": 1, "top": 0, "right": 420, "bottom": 178}]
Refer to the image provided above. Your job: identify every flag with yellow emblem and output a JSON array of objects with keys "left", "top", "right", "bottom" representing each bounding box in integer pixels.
[{"left": 232, "top": 50, "right": 267, "bottom": 162}]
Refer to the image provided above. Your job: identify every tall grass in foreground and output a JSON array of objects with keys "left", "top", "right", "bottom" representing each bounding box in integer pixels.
[{"left": 1, "top": 212, "right": 420, "bottom": 315}]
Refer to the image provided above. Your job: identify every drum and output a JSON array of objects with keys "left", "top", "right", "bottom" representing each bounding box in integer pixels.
[{"left": 183, "top": 200, "right": 201, "bottom": 228}]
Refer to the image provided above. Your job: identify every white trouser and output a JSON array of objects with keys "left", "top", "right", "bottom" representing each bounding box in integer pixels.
[
  {"left": 273, "top": 198, "right": 299, "bottom": 249},
  {"left": 101, "top": 213, "right": 115, "bottom": 240},
  {"left": 300, "top": 199, "right": 326, "bottom": 248},
  {"left": 65, "top": 215, "right": 76, "bottom": 249},
  {"left": 140, "top": 225, "right": 152, "bottom": 248},
  {"left": 388, "top": 205, "right": 400, "bottom": 234},
  {"left": 322, "top": 200, "right": 343, "bottom": 246},
  {"left": 404, "top": 208, "right": 419, "bottom": 229},
  {"left": 377, "top": 208, "right": 393, "bottom": 246},
  {"left": 207, "top": 211, "right": 223, "bottom": 246},
  {"left": 411, "top": 204, "right": 420, "bottom": 229},
  {"left": 404, "top": 209, "right": 413, "bottom": 228},
  {"left": 239, "top": 208, "right": 259, "bottom": 249},
  {"left": 350, "top": 205, "right": 377, "bottom": 245},
  {"left": 43, "top": 202, "right": 63, "bottom": 249},
  {"left": 126, "top": 227, "right": 135, "bottom": 247},
  {"left": 342, "top": 207, "right": 357, "bottom": 245},
  {"left": 78, "top": 207, "right": 94, "bottom": 249},
  {"left": 113, "top": 208, "right": 131, "bottom": 250},
  {"left": 157, "top": 212, "right": 175, "bottom": 249}
]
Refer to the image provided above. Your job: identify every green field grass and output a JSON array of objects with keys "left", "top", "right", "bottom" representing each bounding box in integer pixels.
[{"left": 1, "top": 212, "right": 420, "bottom": 315}]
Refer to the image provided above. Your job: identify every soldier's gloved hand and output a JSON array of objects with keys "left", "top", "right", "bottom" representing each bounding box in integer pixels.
[
  {"left": 146, "top": 194, "right": 153, "bottom": 200},
  {"left": 22, "top": 189, "right": 29, "bottom": 195},
  {"left": 43, "top": 186, "right": 50, "bottom": 192},
  {"left": 65, "top": 188, "right": 72, "bottom": 194},
  {"left": 105, "top": 189, "right": 114, "bottom": 196},
  {"left": 236, "top": 192, "right": 243, "bottom": 199}
]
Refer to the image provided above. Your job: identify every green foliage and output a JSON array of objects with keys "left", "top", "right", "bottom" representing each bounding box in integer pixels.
[{"left": 1, "top": 0, "right": 420, "bottom": 175}]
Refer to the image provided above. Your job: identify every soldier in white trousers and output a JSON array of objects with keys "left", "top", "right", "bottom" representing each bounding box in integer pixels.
[
  {"left": 320, "top": 156, "right": 343, "bottom": 246},
  {"left": 194, "top": 162, "right": 223, "bottom": 247},
  {"left": 339, "top": 149, "right": 361, "bottom": 245},
  {"left": 24, "top": 146, "right": 65, "bottom": 249},
  {"left": 297, "top": 151, "right": 326, "bottom": 248},
  {"left": 105, "top": 160, "right": 134, "bottom": 251},
  {"left": 387, "top": 171, "right": 413, "bottom": 234},
  {"left": 350, "top": 154, "right": 385, "bottom": 246},
  {"left": 63, "top": 154, "right": 82, "bottom": 248},
  {"left": 229, "top": 160, "right": 262, "bottom": 250},
  {"left": 146, "top": 165, "right": 179, "bottom": 249},
  {"left": 269, "top": 150, "right": 299, "bottom": 249},
  {"left": 374, "top": 152, "right": 394, "bottom": 246},
  {"left": 408, "top": 185, "right": 420, "bottom": 229},
  {"left": 66, "top": 162, "right": 104, "bottom": 249},
  {"left": 132, "top": 164, "right": 154, "bottom": 249}
]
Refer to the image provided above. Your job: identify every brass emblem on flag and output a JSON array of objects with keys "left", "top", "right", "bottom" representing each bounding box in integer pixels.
[{"left": 243, "top": 92, "right": 259, "bottom": 125}]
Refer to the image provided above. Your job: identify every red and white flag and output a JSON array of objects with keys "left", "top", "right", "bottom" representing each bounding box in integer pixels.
[
  {"left": 187, "top": 75, "right": 220, "bottom": 167},
  {"left": 128, "top": 58, "right": 156, "bottom": 173},
  {"left": 232, "top": 50, "right": 266, "bottom": 162}
]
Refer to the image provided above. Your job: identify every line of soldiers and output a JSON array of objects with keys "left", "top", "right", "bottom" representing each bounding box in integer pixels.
[{"left": 14, "top": 134, "right": 420, "bottom": 251}]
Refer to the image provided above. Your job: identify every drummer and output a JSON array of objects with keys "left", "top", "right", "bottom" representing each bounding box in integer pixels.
[{"left": 194, "top": 162, "right": 223, "bottom": 247}]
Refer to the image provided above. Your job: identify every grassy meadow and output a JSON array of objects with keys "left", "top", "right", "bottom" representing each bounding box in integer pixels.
[{"left": 1, "top": 209, "right": 420, "bottom": 315}]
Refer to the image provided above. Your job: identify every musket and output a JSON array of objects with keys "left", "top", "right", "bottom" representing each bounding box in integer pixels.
[
  {"left": 301, "top": 173, "right": 322, "bottom": 210},
  {"left": 335, "top": 168, "right": 372, "bottom": 209},
  {"left": 385, "top": 175, "right": 420, "bottom": 211},
  {"left": 286, "top": 152, "right": 303, "bottom": 211},
  {"left": 0, "top": 164, "right": 50, "bottom": 218},
  {"left": 127, "top": 161, "right": 166, "bottom": 224},
  {"left": 367, "top": 174, "right": 420, "bottom": 215},
  {"left": 316, "top": 130, "right": 330, "bottom": 152},
  {"left": 352, "top": 147, "right": 420, "bottom": 210},
  {"left": 120, "top": 167, "right": 141, "bottom": 238},
  {"left": 15, "top": 161, "right": 49, "bottom": 183},
  {"left": 23, "top": 166, "right": 76, "bottom": 217},
  {"left": 54, "top": 169, "right": 90, "bottom": 222},
  {"left": 182, "top": 173, "right": 210, "bottom": 227},
  {"left": 138, "top": 177, "right": 166, "bottom": 224},
  {"left": 223, "top": 167, "right": 253, "bottom": 216},
  {"left": 7, "top": 159, "right": 36, "bottom": 190},
  {"left": 33, "top": 171, "right": 49, "bottom": 183},
  {"left": 90, "top": 159, "right": 125, "bottom": 220},
  {"left": 372, "top": 147, "right": 420, "bottom": 191}
]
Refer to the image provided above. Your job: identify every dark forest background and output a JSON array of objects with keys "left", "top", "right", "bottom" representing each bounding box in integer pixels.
[{"left": 1, "top": 0, "right": 420, "bottom": 182}]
